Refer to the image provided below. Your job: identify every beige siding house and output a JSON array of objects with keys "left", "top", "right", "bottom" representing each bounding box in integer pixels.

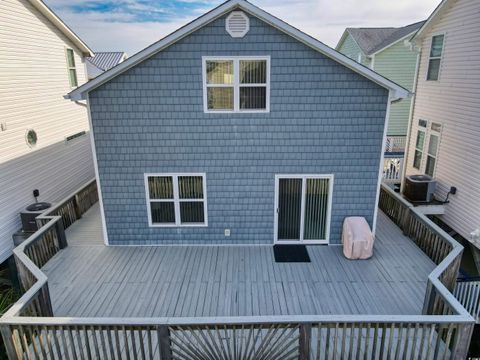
[
  {"left": 404, "top": 0, "right": 480, "bottom": 250},
  {"left": 0, "top": 0, "right": 95, "bottom": 263}
]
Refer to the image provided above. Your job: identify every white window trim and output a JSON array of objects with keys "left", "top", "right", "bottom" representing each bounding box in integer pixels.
[
  {"left": 413, "top": 126, "right": 426, "bottom": 170},
  {"left": 202, "top": 56, "right": 270, "bottom": 113},
  {"left": 144, "top": 173, "right": 208, "bottom": 227},
  {"left": 426, "top": 32, "right": 445, "bottom": 81},
  {"left": 273, "top": 174, "right": 334, "bottom": 245},
  {"left": 65, "top": 47, "right": 78, "bottom": 88},
  {"left": 424, "top": 123, "right": 442, "bottom": 177}
]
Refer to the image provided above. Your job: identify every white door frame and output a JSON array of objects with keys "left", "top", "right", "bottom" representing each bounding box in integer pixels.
[{"left": 274, "top": 174, "right": 334, "bottom": 245}]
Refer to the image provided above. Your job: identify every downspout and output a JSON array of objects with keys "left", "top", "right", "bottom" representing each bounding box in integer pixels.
[{"left": 400, "top": 41, "right": 422, "bottom": 193}]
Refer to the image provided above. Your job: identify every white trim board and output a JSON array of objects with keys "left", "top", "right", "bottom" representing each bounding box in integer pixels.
[
  {"left": 273, "top": 174, "right": 334, "bottom": 245},
  {"left": 66, "top": 0, "right": 409, "bottom": 102}
]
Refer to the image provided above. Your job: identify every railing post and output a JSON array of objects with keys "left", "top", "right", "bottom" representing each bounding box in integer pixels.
[
  {"left": 158, "top": 325, "right": 173, "bottom": 360},
  {"left": 451, "top": 323, "right": 474, "bottom": 360},
  {"left": 54, "top": 218, "right": 68, "bottom": 249},
  {"left": 422, "top": 280, "right": 435, "bottom": 315},
  {"left": 0, "top": 325, "right": 18, "bottom": 360},
  {"left": 74, "top": 194, "right": 83, "bottom": 219},
  {"left": 299, "top": 323, "right": 312, "bottom": 360}
]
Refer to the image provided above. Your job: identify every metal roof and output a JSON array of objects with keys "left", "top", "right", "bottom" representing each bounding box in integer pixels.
[
  {"left": 86, "top": 52, "right": 127, "bottom": 71},
  {"left": 346, "top": 21, "right": 426, "bottom": 56}
]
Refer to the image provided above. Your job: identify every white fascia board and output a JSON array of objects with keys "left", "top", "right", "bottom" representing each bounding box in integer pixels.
[
  {"left": 28, "top": 0, "right": 93, "bottom": 56},
  {"left": 411, "top": 0, "right": 450, "bottom": 41},
  {"left": 67, "top": 0, "right": 410, "bottom": 101}
]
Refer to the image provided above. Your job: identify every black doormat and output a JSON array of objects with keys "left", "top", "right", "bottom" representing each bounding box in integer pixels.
[{"left": 273, "top": 245, "right": 311, "bottom": 263}]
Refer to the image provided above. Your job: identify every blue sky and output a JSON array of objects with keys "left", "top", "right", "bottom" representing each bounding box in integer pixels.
[{"left": 45, "top": 0, "right": 440, "bottom": 55}]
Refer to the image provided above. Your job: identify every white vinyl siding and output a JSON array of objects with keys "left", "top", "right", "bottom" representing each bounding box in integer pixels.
[
  {"left": 202, "top": 56, "right": 270, "bottom": 113},
  {"left": 0, "top": 0, "right": 94, "bottom": 262},
  {"left": 145, "top": 174, "right": 208, "bottom": 227},
  {"left": 405, "top": 0, "right": 480, "bottom": 242}
]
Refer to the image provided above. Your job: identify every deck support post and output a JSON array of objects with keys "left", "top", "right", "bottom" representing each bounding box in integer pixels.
[
  {"left": 299, "top": 323, "right": 312, "bottom": 360},
  {"left": 451, "top": 322, "right": 474, "bottom": 360},
  {"left": 422, "top": 280, "right": 435, "bottom": 315},
  {"left": 0, "top": 325, "right": 18, "bottom": 360},
  {"left": 73, "top": 194, "right": 83, "bottom": 220},
  {"left": 158, "top": 325, "right": 173, "bottom": 360}
]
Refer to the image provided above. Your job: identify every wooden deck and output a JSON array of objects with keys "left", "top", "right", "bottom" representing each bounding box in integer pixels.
[{"left": 42, "top": 204, "right": 435, "bottom": 318}]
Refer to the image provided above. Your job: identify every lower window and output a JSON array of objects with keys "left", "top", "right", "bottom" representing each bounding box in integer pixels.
[{"left": 145, "top": 173, "right": 207, "bottom": 226}]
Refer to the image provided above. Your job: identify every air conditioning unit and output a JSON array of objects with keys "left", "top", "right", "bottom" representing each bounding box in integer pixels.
[
  {"left": 403, "top": 175, "right": 437, "bottom": 203},
  {"left": 20, "top": 202, "right": 51, "bottom": 232}
]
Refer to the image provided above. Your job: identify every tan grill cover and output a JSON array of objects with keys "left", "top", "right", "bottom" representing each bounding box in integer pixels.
[{"left": 342, "top": 217, "right": 374, "bottom": 260}]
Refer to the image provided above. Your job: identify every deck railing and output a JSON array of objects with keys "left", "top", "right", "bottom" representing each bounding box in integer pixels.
[
  {"left": 385, "top": 135, "right": 406, "bottom": 153},
  {"left": 0, "top": 181, "right": 475, "bottom": 359},
  {"left": 454, "top": 280, "right": 480, "bottom": 323},
  {"left": 382, "top": 157, "right": 403, "bottom": 183}
]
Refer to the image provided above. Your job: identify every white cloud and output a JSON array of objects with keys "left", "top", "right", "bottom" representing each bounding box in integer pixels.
[{"left": 45, "top": 0, "right": 440, "bottom": 55}]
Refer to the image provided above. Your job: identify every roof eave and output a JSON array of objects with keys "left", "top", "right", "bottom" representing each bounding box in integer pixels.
[
  {"left": 29, "top": 0, "right": 93, "bottom": 57},
  {"left": 411, "top": 0, "right": 449, "bottom": 41},
  {"left": 368, "top": 30, "right": 420, "bottom": 56},
  {"left": 67, "top": 0, "right": 409, "bottom": 101}
]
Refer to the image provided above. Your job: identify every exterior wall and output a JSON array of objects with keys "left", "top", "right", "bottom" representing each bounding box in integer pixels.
[
  {"left": 89, "top": 13, "right": 389, "bottom": 246},
  {"left": 405, "top": 0, "right": 480, "bottom": 243},
  {"left": 0, "top": 0, "right": 95, "bottom": 262},
  {"left": 373, "top": 40, "right": 418, "bottom": 136},
  {"left": 337, "top": 33, "right": 371, "bottom": 67}
]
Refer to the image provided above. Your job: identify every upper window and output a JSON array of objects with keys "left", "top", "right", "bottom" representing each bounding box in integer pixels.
[
  {"left": 145, "top": 174, "right": 207, "bottom": 227},
  {"left": 203, "top": 57, "right": 270, "bottom": 113},
  {"left": 66, "top": 48, "right": 78, "bottom": 87},
  {"left": 427, "top": 34, "right": 444, "bottom": 81}
]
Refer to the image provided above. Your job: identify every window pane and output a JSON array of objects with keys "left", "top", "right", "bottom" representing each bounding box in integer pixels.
[
  {"left": 415, "top": 131, "right": 425, "bottom": 150},
  {"left": 148, "top": 176, "right": 173, "bottom": 199},
  {"left": 427, "top": 59, "right": 440, "bottom": 80},
  {"left": 425, "top": 156, "right": 436, "bottom": 177},
  {"left": 413, "top": 150, "right": 422, "bottom": 169},
  {"left": 431, "top": 122, "right": 442, "bottom": 132},
  {"left": 66, "top": 49, "right": 75, "bottom": 68},
  {"left": 418, "top": 119, "right": 427, "bottom": 128},
  {"left": 180, "top": 202, "right": 204, "bottom": 223},
  {"left": 304, "top": 178, "right": 329, "bottom": 240},
  {"left": 428, "top": 134, "right": 439, "bottom": 156},
  {"left": 151, "top": 202, "right": 175, "bottom": 224},
  {"left": 69, "top": 69, "right": 78, "bottom": 87},
  {"left": 277, "top": 178, "right": 302, "bottom": 240},
  {"left": 178, "top": 176, "right": 203, "bottom": 199},
  {"left": 430, "top": 35, "right": 444, "bottom": 57},
  {"left": 240, "top": 60, "right": 266, "bottom": 84},
  {"left": 206, "top": 60, "right": 233, "bottom": 84},
  {"left": 240, "top": 87, "right": 266, "bottom": 109},
  {"left": 207, "top": 87, "right": 234, "bottom": 110}
]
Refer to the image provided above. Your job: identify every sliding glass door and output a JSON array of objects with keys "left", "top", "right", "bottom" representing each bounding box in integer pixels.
[{"left": 275, "top": 175, "right": 333, "bottom": 244}]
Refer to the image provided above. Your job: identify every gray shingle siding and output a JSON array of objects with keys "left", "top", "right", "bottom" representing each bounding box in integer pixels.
[{"left": 89, "top": 13, "right": 388, "bottom": 245}]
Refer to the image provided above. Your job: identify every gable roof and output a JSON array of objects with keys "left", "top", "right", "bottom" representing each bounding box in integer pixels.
[
  {"left": 67, "top": 0, "right": 409, "bottom": 102},
  {"left": 87, "top": 52, "right": 128, "bottom": 72},
  {"left": 338, "top": 21, "right": 425, "bottom": 56},
  {"left": 28, "top": 0, "right": 93, "bottom": 56},
  {"left": 412, "top": 0, "right": 451, "bottom": 41}
]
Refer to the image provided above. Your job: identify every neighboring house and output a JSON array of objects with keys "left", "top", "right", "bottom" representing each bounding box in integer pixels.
[
  {"left": 404, "top": 0, "right": 480, "bottom": 254},
  {"left": 86, "top": 52, "right": 128, "bottom": 79},
  {"left": 336, "top": 21, "right": 424, "bottom": 182},
  {"left": 68, "top": 0, "right": 408, "bottom": 246},
  {"left": 0, "top": 0, "right": 95, "bottom": 263}
]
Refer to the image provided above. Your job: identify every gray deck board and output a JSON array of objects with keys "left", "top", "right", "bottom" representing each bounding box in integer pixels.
[{"left": 42, "top": 203, "right": 435, "bottom": 318}]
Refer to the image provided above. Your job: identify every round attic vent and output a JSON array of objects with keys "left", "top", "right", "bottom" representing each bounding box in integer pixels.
[{"left": 226, "top": 11, "right": 249, "bottom": 38}]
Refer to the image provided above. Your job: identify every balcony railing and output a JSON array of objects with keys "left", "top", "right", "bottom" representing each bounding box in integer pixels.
[
  {"left": 0, "top": 181, "right": 475, "bottom": 359},
  {"left": 385, "top": 135, "right": 406, "bottom": 154},
  {"left": 382, "top": 157, "right": 403, "bottom": 183},
  {"left": 454, "top": 280, "right": 480, "bottom": 323}
]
